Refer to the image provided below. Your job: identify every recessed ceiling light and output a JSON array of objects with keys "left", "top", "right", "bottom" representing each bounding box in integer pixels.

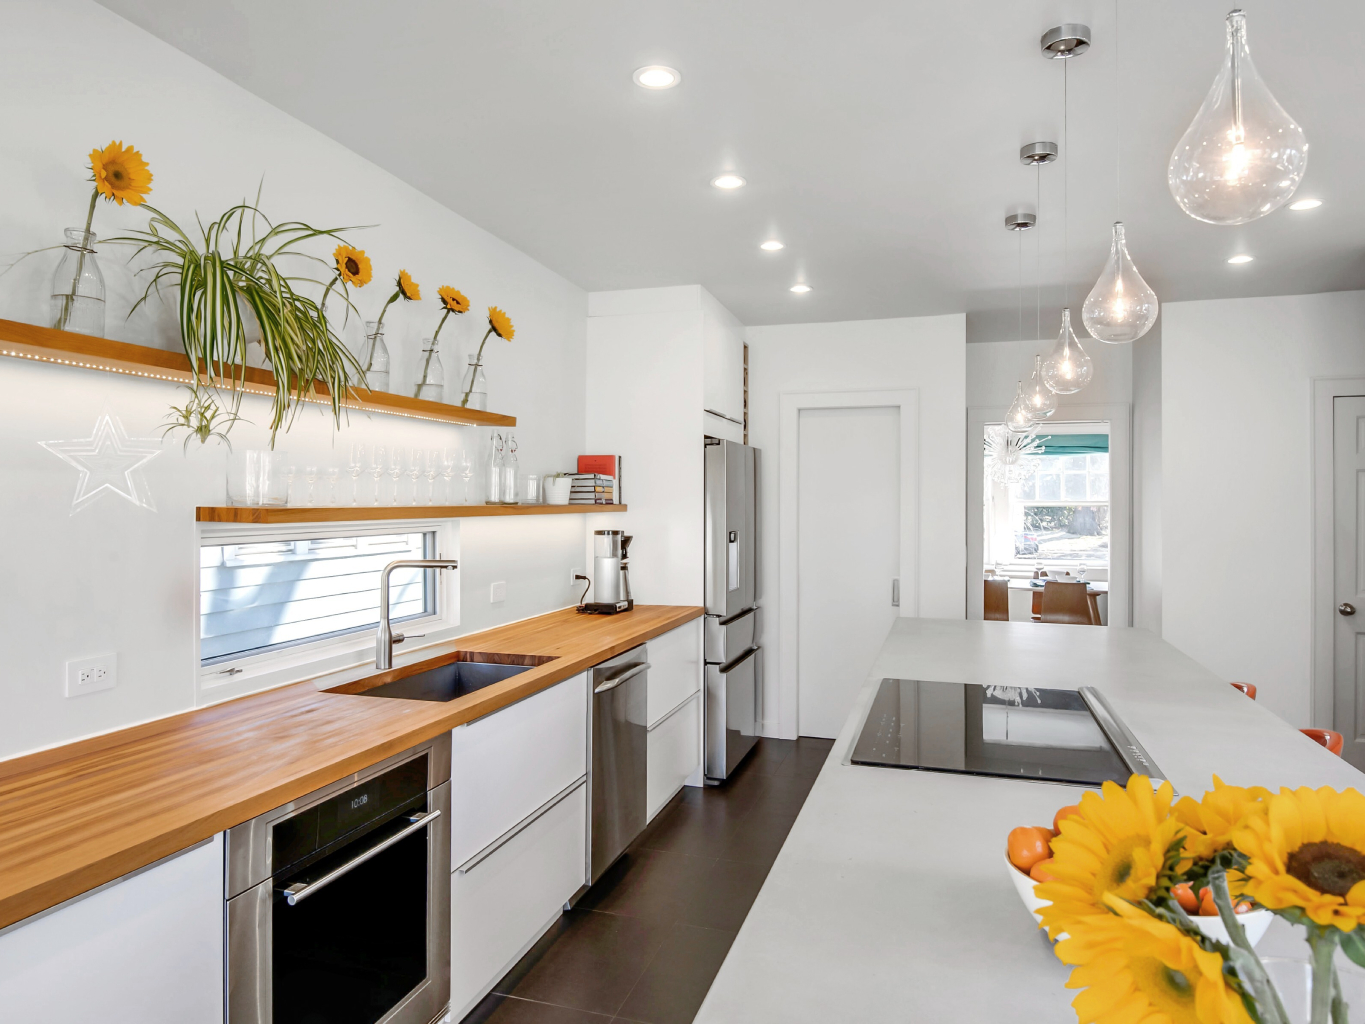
[
  {"left": 1227, "top": 254, "right": 1254, "bottom": 264},
  {"left": 633, "top": 65, "right": 680, "bottom": 89},
  {"left": 711, "top": 173, "right": 746, "bottom": 190},
  {"left": 1289, "top": 198, "right": 1322, "bottom": 210},
  {"left": 790, "top": 284, "right": 811, "bottom": 293},
  {"left": 760, "top": 240, "right": 784, "bottom": 251}
]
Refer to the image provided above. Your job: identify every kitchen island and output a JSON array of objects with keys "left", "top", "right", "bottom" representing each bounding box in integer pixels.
[{"left": 695, "top": 618, "right": 1365, "bottom": 1023}]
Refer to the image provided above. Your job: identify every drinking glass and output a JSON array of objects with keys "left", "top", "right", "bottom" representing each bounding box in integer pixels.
[
  {"left": 369, "top": 445, "right": 386, "bottom": 505},
  {"left": 286, "top": 465, "right": 297, "bottom": 506},
  {"left": 326, "top": 467, "right": 340, "bottom": 505},
  {"left": 459, "top": 450, "right": 474, "bottom": 503},
  {"left": 387, "top": 448, "right": 403, "bottom": 505},
  {"left": 425, "top": 449, "right": 440, "bottom": 504},
  {"left": 348, "top": 444, "right": 365, "bottom": 505},
  {"left": 406, "top": 448, "right": 423, "bottom": 505},
  {"left": 1077, "top": 562, "right": 1088, "bottom": 581},
  {"left": 304, "top": 465, "right": 319, "bottom": 505}
]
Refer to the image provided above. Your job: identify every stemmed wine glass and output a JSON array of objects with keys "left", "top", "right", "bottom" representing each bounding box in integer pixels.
[
  {"left": 1077, "top": 562, "right": 1088, "bottom": 582},
  {"left": 425, "top": 449, "right": 441, "bottom": 504},
  {"left": 304, "top": 465, "right": 319, "bottom": 506},
  {"left": 285, "top": 465, "right": 297, "bottom": 506},
  {"left": 348, "top": 444, "right": 365, "bottom": 505},
  {"left": 369, "top": 445, "right": 386, "bottom": 505},
  {"left": 440, "top": 449, "right": 457, "bottom": 504},
  {"left": 458, "top": 450, "right": 474, "bottom": 504},
  {"left": 326, "top": 467, "right": 340, "bottom": 505},
  {"left": 387, "top": 447, "right": 403, "bottom": 505},
  {"left": 406, "top": 448, "right": 423, "bottom": 505}
]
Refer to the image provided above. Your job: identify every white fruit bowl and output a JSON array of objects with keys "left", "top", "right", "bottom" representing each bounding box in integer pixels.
[{"left": 1004, "top": 853, "right": 1273, "bottom": 946}]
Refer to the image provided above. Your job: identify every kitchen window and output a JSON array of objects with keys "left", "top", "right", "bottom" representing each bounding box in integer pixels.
[{"left": 200, "top": 529, "right": 439, "bottom": 665}]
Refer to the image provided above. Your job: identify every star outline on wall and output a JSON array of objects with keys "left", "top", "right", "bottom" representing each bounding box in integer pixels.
[{"left": 39, "top": 414, "right": 163, "bottom": 514}]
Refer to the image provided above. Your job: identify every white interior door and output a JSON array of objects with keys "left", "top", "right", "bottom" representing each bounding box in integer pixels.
[
  {"left": 797, "top": 405, "right": 900, "bottom": 738},
  {"left": 1334, "top": 396, "right": 1365, "bottom": 769}
]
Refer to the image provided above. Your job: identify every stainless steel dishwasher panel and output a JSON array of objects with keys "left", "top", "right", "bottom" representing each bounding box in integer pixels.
[{"left": 591, "top": 645, "right": 649, "bottom": 883}]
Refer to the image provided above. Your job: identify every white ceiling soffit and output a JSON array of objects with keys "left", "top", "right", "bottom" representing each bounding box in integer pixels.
[{"left": 95, "top": 0, "right": 1365, "bottom": 341}]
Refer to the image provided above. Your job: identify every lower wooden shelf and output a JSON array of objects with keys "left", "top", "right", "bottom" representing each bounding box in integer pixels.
[{"left": 197, "top": 503, "right": 626, "bottom": 524}]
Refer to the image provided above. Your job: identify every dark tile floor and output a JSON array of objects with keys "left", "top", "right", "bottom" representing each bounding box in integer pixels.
[{"left": 460, "top": 736, "right": 834, "bottom": 1024}]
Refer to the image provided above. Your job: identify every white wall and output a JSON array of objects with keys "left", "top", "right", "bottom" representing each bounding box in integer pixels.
[
  {"left": 747, "top": 314, "right": 966, "bottom": 737},
  {"left": 966, "top": 336, "right": 1133, "bottom": 410},
  {"left": 1132, "top": 329, "right": 1162, "bottom": 634},
  {"left": 1162, "top": 291, "right": 1365, "bottom": 727},
  {"left": 0, "top": 0, "right": 589, "bottom": 759}
]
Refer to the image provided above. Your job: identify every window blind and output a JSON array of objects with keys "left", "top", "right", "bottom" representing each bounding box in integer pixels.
[
  {"left": 200, "top": 531, "right": 435, "bottom": 663},
  {"left": 1036, "top": 433, "right": 1109, "bottom": 456}
]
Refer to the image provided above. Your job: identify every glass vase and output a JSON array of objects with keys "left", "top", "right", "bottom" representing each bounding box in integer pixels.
[
  {"left": 460, "top": 354, "right": 487, "bottom": 410},
  {"left": 226, "top": 450, "right": 290, "bottom": 507},
  {"left": 360, "top": 320, "right": 390, "bottom": 393},
  {"left": 414, "top": 338, "right": 444, "bottom": 402},
  {"left": 50, "top": 227, "right": 105, "bottom": 337}
]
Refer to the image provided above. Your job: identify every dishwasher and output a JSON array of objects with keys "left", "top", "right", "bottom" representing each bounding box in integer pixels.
[{"left": 590, "top": 644, "right": 649, "bottom": 882}]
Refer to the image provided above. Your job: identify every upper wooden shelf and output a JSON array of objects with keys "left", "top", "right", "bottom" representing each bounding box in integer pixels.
[
  {"left": 197, "top": 503, "right": 627, "bottom": 524},
  {"left": 0, "top": 318, "right": 516, "bottom": 428}
]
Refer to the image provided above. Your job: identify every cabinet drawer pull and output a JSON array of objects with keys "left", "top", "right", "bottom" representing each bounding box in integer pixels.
[{"left": 455, "top": 776, "right": 586, "bottom": 875}]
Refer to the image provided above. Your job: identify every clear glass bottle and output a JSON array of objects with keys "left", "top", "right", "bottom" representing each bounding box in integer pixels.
[
  {"left": 361, "top": 320, "right": 390, "bottom": 392},
  {"left": 502, "top": 433, "right": 519, "bottom": 505},
  {"left": 1167, "top": 9, "right": 1308, "bottom": 225},
  {"left": 1040, "top": 308, "right": 1093, "bottom": 395},
  {"left": 414, "top": 338, "right": 444, "bottom": 401},
  {"left": 1082, "top": 223, "right": 1159, "bottom": 343},
  {"left": 486, "top": 431, "right": 505, "bottom": 504},
  {"left": 50, "top": 227, "right": 105, "bottom": 336},
  {"left": 460, "top": 353, "right": 488, "bottom": 410}
]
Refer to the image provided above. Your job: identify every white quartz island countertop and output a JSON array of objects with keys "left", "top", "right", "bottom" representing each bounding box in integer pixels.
[{"left": 695, "top": 619, "right": 1365, "bottom": 1023}]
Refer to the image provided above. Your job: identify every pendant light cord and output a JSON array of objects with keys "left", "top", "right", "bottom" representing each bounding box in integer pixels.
[
  {"left": 1035, "top": 165, "right": 1042, "bottom": 340},
  {"left": 1017, "top": 225, "right": 1023, "bottom": 342},
  {"left": 1063, "top": 57, "right": 1070, "bottom": 309},
  {"left": 1115, "top": 0, "right": 1121, "bottom": 220}
]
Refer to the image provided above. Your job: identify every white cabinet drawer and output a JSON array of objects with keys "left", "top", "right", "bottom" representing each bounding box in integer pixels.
[
  {"left": 647, "top": 618, "right": 701, "bottom": 728},
  {"left": 450, "top": 781, "right": 586, "bottom": 1018},
  {"left": 450, "top": 671, "right": 588, "bottom": 869},
  {"left": 647, "top": 692, "right": 701, "bottom": 821}
]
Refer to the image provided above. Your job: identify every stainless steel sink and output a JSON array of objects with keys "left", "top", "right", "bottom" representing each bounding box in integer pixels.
[{"left": 355, "top": 660, "right": 534, "bottom": 702}]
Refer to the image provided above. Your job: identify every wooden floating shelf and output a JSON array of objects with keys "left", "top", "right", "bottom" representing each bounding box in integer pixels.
[
  {"left": 197, "top": 503, "right": 627, "bottom": 524},
  {"left": 0, "top": 318, "right": 516, "bottom": 428}
]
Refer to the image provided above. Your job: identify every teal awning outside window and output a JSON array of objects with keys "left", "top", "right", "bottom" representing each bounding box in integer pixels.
[{"left": 1036, "top": 433, "right": 1109, "bottom": 455}]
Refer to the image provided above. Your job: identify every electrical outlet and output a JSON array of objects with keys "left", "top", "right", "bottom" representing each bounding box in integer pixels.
[
  {"left": 490, "top": 581, "right": 506, "bottom": 603},
  {"left": 571, "top": 568, "right": 584, "bottom": 587},
  {"left": 66, "top": 654, "right": 117, "bottom": 697}
]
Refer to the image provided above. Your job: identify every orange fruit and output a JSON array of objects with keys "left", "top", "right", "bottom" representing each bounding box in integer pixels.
[
  {"left": 1029, "top": 857, "right": 1058, "bottom": 883},
  {"left": 1007, "top": 826, "right": 1052, "bottom": 872},
  {"left": 1170, "top": 882, "right": 1198, "bottom": 913},
  {"left": 1198, "top": 887, "right": 1218, "bottom": 916},
  {"left": 1052, "top": 805, "right": 1083, "bottom": 833},
  {"left": 1235, "top": 901, "right": 1252, "bottom": 915}
]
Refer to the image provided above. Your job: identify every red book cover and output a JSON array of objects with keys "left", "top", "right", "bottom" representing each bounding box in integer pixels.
[{"left": 577, "top": 455, "right": 622, "bottom": 503}]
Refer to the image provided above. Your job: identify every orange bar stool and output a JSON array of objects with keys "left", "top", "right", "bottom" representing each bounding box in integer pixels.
[
  {"left": 1302, "top": 728, "right": 1344, "bottom": 756},
  {"left": 1229, "top": 682, "right": 1257, "bottom": 699}
]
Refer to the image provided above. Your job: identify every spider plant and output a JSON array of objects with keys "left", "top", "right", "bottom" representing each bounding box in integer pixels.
[
  {"left": 161, "top": 385, "right": 245, "bottom": 451},
  {"left": 113, "top": 197, "right": 367, "bottom": 446}
]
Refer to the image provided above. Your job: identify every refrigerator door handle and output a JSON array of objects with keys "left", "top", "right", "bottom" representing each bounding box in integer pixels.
[{"left": 727, "top": 531, "right": 739, "bottom": 591}]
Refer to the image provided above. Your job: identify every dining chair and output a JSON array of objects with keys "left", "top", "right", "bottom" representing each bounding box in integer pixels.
[
  {"left": 1301, "top": 728, "right": 1344, "bottom": 756},
  {"left": 1040, "top": 580, "right": 1098, "bottom": 625},
  {"left": 1229, "top": 682, "right": 1258, "bottom": 700},
  {"left": 983, "top": 578, "right": 1009, "bottom": 621}
]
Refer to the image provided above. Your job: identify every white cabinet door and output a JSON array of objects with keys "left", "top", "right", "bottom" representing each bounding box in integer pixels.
[
  {"left": 703, "top": 308, "right": 745, "bottom": 425},
  {"left": 648, "top": 692, "right": 701, "bottom": 820},
  {"left": 450, "top": 672, "right": 588, "bottom": 869},
  {"left": 647, "top": 618, "right": 702, "bottom": 728},
  {"left": 0, "top": 835, "right": 223, "bottom": 1024},
  {"left": 451, "top": 782, "right": 587, "bottom": 1018}
]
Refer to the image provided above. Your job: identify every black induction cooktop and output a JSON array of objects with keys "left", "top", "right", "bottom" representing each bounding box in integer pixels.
[{"left": 848, "top": 679, "right": 1166, "bottom": 787}]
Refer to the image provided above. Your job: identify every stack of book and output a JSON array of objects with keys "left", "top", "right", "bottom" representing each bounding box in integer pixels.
[{"left": 569, "top": 474, "right": 615, "bottom": 504}]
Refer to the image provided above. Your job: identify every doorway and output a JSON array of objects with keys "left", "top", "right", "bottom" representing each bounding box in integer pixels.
[
  {"left": 1330, "top": 394, "right": 1365, "bottom": 769},
  {"left": 795, "top": 405, "right": 901, "bottom": 738}
]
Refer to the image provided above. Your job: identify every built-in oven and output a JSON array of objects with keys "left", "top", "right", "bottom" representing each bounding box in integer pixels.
[{"left": 226, "top": 734, "right": 451, "bottom": 1024}]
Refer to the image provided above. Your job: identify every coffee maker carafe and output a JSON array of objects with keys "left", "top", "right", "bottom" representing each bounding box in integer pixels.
[{"left": 578, "top": 530, "right": 634, "bottom": 614}]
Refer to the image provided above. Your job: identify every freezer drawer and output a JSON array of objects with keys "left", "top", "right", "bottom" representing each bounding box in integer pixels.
[
  {"left": 705, "top": 607, "right": 757, "bottom": 665},
  {"left": 705, "top": 646, "right": 760, "bottom": 782}
]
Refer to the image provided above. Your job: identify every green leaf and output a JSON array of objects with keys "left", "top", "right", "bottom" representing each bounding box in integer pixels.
[{"left": 1339, "top": 929, "right": 1365, "bottom": 969}]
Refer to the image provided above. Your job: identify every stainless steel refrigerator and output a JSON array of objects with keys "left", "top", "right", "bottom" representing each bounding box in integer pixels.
[{"left": 704, "top": 438, "right": 761, "bottom": 783}]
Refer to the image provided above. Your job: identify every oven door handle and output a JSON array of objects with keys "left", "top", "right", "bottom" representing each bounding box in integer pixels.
[{"left": 282, "top": 809, "right": 441, "bottom": 906}]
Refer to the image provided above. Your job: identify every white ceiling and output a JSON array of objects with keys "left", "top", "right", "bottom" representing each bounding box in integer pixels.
[{"left": 96, "top": 0, "right": 1365, "bottom": 340}]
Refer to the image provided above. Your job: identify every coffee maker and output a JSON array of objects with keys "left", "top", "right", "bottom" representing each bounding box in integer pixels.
[{"left": 577, "top": 530, "right": 634, "bottom": 614}]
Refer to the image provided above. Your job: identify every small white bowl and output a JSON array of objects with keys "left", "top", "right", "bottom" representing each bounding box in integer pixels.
[{"left": 1004, "top": 853, "right": 1273, "bottom": 946}]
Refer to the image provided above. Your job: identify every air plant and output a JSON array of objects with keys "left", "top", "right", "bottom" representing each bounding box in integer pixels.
[{"left": 160, "top": 386, "right": 245, "bottom": 451}]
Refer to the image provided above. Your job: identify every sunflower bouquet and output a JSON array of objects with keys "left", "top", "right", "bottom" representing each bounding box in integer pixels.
[
  {"left": 414, "top": 286, "right": 469, "bottom": 398},
  {"left": 1008, "top": 777, "right": 1365, "bottom": 1024},
  {"left": 460, "top": 306, "right": 514, "bottom": 408}
]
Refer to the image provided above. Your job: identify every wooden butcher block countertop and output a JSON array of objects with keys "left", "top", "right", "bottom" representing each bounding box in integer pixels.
[{"left": 0, "top": 605, "right": 702, "bottom": 931}]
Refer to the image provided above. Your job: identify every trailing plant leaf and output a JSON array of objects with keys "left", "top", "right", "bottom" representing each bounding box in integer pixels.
[
  {"left": 1339, "top": 928, "right": 1365, "bottom": 969},
  {"left": 161, "top": 386, "right": 243, "bottom": 451}
]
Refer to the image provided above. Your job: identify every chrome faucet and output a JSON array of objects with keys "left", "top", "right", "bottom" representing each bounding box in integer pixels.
[{"left": 376, "top": 559, "right": 458, "bottom": 670}]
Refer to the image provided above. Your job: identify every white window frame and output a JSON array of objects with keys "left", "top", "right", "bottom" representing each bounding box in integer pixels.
[{"left": 194, "top": 518, "right": 462, "bottom": 706}]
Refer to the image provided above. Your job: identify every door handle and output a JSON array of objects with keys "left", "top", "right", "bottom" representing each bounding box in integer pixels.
[
  {"left": 281, "top": 809, "right": 440, "bottom": 905},
  {"left": 891, "top": 578, "right": 900, "bottom": 608},
  {"left": 594, "top": 663, "right": 650, "bottom": 693},
  {"left": 1343, "top": 603, "right": 1358, "bottom": 616}
]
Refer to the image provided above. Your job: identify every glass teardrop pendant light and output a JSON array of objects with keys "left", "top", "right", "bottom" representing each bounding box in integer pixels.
[
  {"left": 1168, "top": 9, "right": 1308, "bottom": 225},
  {"left": 1025, "top": 354, "right": 1057, "bottom": 419},
  {"left": 1041, "top": 308, "right": 1093, "bottom": 395},
  {"left": 1082, "top": 223, "right": 1159, "bottom": 343},
  {"left": 1005, "top": 381, "right": 1035, "bottom": 433}
]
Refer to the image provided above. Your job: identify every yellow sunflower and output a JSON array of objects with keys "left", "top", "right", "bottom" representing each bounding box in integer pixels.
[
  {"left": 1233, "top": 786, "right": 1365, "bottom": 931},
  {"left": 1036, "top": 777, "right": 1183, "bottom": 940},
  {"left": 90, "top": 141, "right": 152, "bottom": 206},
  {"left": 1057, "top": 894, "right": 1254, "bottom": 1024},
  {"left": 397, "top": 269, "right": 421, "bottom": 301},
  {"left": 488, "top": 305, "right": 515, "bottom": 341},
  {"left": 1174, "top": 777, "right": 1270, "bottom": 861},
  {"left": 438, "top": 286, "right": 469, "bottom": 313},
  {"left": 333, "top": 245, "right": 372, "bottom": 288}
]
